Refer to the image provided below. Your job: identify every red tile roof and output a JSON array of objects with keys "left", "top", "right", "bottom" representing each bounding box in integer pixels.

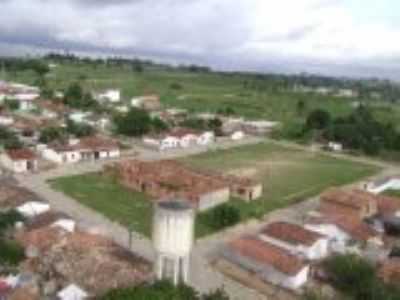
[
  {"left": 78, "top": 136, "right": 119, "bottom": 151},
  {"left": 379, "top": 258, "right": 400, "bottom": 284},
  {"left": 6, "top": 148, "right": 36, "bottom": 161},
  {"left": 376, "top": 195, "right": 400, "bottom": 216},
  {"left": 320, "top": 188, "right": 376, "bottom": 210},
  {"left": 229, "top": 237, "right": 306, "bottom": 275},
  {"left": 261, "top": 222, "right": 325, "bottom": 246},
  {"left": 309, "top": 214, "right": 379, "bottom": 242}
]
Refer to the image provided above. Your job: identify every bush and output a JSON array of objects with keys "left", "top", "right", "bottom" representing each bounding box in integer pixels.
[
  {"left": 170, "top": 82, "right": 183, "bottom": 90},
  {"left": 0, "top": 210, "right": 24, "bottom": 234},
  {"left": 306, "top": 109, "right": 331, "bottom": 130},
  {"left": 201, "top": 203, "right": 241, "bottom": 231},
  {"left": 113, "top": 108, "right": 152, "bottom": 137},
  {"left": 0, "top": 239, "right": 25, "bottom": 266},
  {"left": 39, "top": 126, "right": 66, "bottom": 144},
  {"left": 66, "top": 120, "right": 95, "bottom": 137},
  {"left": 101, "top": 280, "right": 230, "bottom": 300}
]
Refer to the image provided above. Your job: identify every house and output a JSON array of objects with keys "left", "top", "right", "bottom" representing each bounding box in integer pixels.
[
  {"left": 223, "top": 237, "right": 309, "bottom": 290},
  {"left": 16, "top": 201, "right": 50, "bottom": 218},
  {"left": 57, "top": 284, "right": 88, "bottom": 300},
  {"left": 0, "top": 113, "right": 14, "bottom": 126},
  {"left": 335, "top": 89, "right": 358, "bottom": 98},
  {"left": 16, "top": 228, "right": 152, "bottom": 295},
  {"left": 319, "top": 188, "right": 378, "bottom": 219},
  {"left": 241, "top": 120, "right": 280, "bottom": 136},
  {"left": 327, "top": 142, "right": 343, "bottom": 152},
  {"left": 365, "top": 176, "right": 400, "bottom": 195},
  {"left": 131, "top": 94, "right": 161, "bottom": 111},
  {"left": 143, "top": 128, "right": 214, "bottom": 151},
  {"left": 42, "top": 142, "right": 82, "bottom": 164},
  {"left": 78, "top": 136, "right": 120, "bottom": 161},
  {"left": 305, "top": 213, "right": 382, "bottom": 254},
  {"left": 95, "top": 89, "right": 121, "bottom": 103},
  {"left": 42, "top": 136, "right": 120, "bottom": 164},
  {"left": 110, "top": 160, "right": 230, "bottom": 211},
  {"left": 0, "top": 148, "right": 38, "bottom": 173},
  {"left": 231, "top": 131, "right": 245, "bottom": 141},
  {"left": 68, "top": 111, "right": 91, "bottom": 124},
  {"left": 37, "top": 100, "right": 69, "bottom": 119},
  {"left": 259, "top": 222, "right": 329, "bottom": 260}
]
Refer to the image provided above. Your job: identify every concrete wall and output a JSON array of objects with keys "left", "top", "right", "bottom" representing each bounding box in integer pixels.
[
  {"left": 259, "top": 234, "right": 329, "bottom": 260},
  {"left": 367, "top": 179, "right": 400, "bottom": 194},
  {"left": 42, "top": 149, "right": 81, "bottom": 164},
  {"left": 198, "top": 188, "right": 230, "bottom": 211},
  {"left": 305, "top": 223, "right": 351, "bottom": 254},
  {"left": 0, "top": 154, "right": 36, "bottom": 173},
  {"left": 223, "top": 248, "right": 309, "bottom": 290}
]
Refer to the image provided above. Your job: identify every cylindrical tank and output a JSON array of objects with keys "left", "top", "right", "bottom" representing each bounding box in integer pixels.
[{"left": 153, "top": 200, "right": 195, "bottom": 257}]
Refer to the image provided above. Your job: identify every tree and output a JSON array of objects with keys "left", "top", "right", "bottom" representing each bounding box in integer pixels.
[
  {"left": 296, "top": 99, "right": 306, "bottom": 115},
  {"left": 66, "top": 119, "right": 95, "bottom": 137},
  {"left": 202, "top": 204, "right": 241, "bottom": 231},
  {"left": 306, "top": 109, "right": 331, "bottom": 130},
  {"left": 63, "top": 83, "right": 98, "bottom": 110},
  {"left": 151, "top": 117, "right": 169, "bottom": 133},
  {"left": 4, "top": 99, "right": 20, "bottom": 111},
  {"left": 100, "top": 280, "right": 230, "bottom": 300},
  {"left": 39, "top": 126, "right": 66, "bottom": 144},
  {"left": 113, "top": 108, "right": 152, "bottom": 137}
]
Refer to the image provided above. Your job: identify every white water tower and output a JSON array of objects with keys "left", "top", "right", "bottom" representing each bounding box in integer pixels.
[{"left": 152, "top": 200, "right": 195, "bottom": 285}]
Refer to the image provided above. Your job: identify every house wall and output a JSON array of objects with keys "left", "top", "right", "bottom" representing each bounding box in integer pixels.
[
  {"left": 367, "top": 179, "right": 400, "bottom": 194},
  {"left": 259, "top": 234, "right": 329, "bottom": 260},
  {"left": 42, "top": 149, "right": 81, "bottom": 164},
  {"left": 223, "top": 248, "right": 309, "bottom": 290},
  {"left": 0, "top": 154, "right": 32, "bottom": 173},
  {"left": 305, "top": 224, "right": 350, "bottom": 254},
  {"left": 197, "top": 187, "right": 230, "bottom": 211}
]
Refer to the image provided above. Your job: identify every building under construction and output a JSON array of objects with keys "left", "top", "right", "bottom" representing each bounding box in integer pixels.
[{"left": 106, "top": 160, "right": 263, "bottom": 211}]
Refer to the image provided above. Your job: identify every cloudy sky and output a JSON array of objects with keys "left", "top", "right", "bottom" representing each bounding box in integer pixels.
[{"left": 1, "top": 0, "right": 400, "bottom": 79}]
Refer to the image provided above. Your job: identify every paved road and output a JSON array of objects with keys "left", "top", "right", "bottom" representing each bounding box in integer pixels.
[{"left": 14, "top": 136, "right": 400, "bottom": 299}]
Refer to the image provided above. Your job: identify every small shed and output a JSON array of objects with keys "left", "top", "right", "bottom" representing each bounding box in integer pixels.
[{"left": 58, "top": 284, "right": 88, "bottom": 300}]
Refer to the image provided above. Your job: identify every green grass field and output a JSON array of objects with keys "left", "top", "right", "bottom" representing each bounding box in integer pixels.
[
  {"left": 4, "top": 63, "right": 400, "bottom": 131},
  {"left": 49, "top": 142, "right": 380, "bottom": 238},
  {"left": 49, "top": 173, "right": 153, "bottom": 236}
]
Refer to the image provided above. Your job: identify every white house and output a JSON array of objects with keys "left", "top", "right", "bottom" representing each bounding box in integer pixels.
[
  {"left": 42, "top": 136, "right": 120, "bottom": 164},
  {"left": 52, "top": 219, "right": 76, "bottom": 233},
  {"left": 0, "top": 114, "right": 14, "bottom": 126},
  {"left": 327, "top": 142, "right": 343, "bottom": 152},
  {"left": 259, "top": 222, "right": 329, "bottom": 260},
  {"left": 0, "top": 149, "right": 38, "bottom": 173},
  {"left": 17, "top": 202, "right": 50, "bottom": 218},
  {"left": 41, "top": 143, "right": 82, "bottom": 165},
  {"left": 197, "top": 131, "right": 215, "bottom": 146},
  {"left": 225, "top": 237, "right": 309, "bottom": 290},
  {"left": 365, "top": 177, "right": 400, "bottom": 195},
  {"left": 231, "top": 131, "right": 245, "bottom": 141},
  {"left": 143, "top": 128, "right": 214, "bottom": 151},
  {"left": 58, "top": 284, "right": 88, "bottom": 300},
  {"left": 68, "top": 111, "right": 91, "bottom": 124},
  {"left": 305, "top": 213, "right": 382, "bottom": 254},
  {"left": 96, "top": 89, "right": 121, "bottom": 103}
]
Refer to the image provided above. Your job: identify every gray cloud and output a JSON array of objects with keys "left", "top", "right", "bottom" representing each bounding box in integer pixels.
[{"left": 0, "top": 0, "right": 399, "bottom": 80}]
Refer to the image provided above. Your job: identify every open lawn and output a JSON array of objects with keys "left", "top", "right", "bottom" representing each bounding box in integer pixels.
[
  {"left": 49, "top": 142, "right": 380, "bottom": 238},
  {"left": 181, "top": 142, "right": 380, "bottom": 236},
  {"left": 49, "top": 173, "right": 153, "bottom": 236}
]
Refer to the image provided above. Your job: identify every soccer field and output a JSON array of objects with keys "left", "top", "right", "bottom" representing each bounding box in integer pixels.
[{"left": 50, "top": 142, "right": 380, "bottom": 238}]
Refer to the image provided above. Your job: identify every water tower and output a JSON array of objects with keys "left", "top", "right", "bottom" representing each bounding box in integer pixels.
[{"left": 152, "top": 200, "right": 195, "bottom": 285}]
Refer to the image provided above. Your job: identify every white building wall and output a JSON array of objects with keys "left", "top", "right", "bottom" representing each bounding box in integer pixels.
[
  {"left": 259, "top": 234, "right": 329, "bottom": 260},
  {"left": 42, "top": 149, "right": 81, "bottom": 164},
  {"left": 224, "top": 250, "right": 309, "bottom": 290},
  {"left": 108, "top": 149, "right": 120, "bottom": 158},
  {"left": 305, "top": 224, "right": 351, "bottom": 254},
  {"left": 0, "top": 154, "right": 28, "bottom": 173},
  {"left": 367, "top": 179, "right": 400, "bottom": 194}
]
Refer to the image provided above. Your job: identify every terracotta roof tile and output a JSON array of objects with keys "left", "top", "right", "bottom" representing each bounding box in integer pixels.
[
  {"left": 229, "top": 237, "right": 306, "bottom": 275},
  {"left": 6, "top": 149, "right": 36, "bottom": 161},
  {"left": 261, "top": 222, "right": 325, "bottom": 246}
]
